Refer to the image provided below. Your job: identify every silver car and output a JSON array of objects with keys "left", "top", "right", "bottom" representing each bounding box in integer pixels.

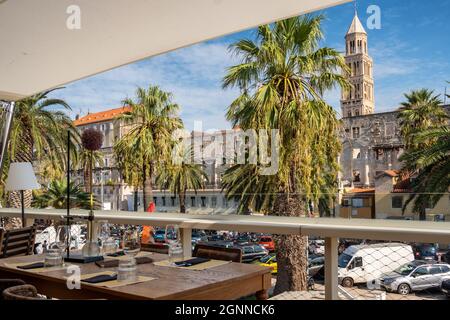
[{"left": 380, "top": 261, "right": 450, "bottom": 295}]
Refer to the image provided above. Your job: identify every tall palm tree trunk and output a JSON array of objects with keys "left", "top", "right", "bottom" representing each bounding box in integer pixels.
[
  {"left": 142, "top": 162, "right": 147, "bottom": 210},
  {"left": 273, "top": 193, "right": 309, "bottom": 294},
  {"left": 179, "top": 189, "right": 186, "bottom": 213},
  {"left": 142, "top": 161, "right": 153, "bottom": 211},
  {"left": 419, "top": 202, "right": 427, "bottom": 221},
  {"left": 133, "top": 189, "right": 139, "bottom": 211},
  {"left": 6, "top": 132, "right": 33, "bottom": 229}
]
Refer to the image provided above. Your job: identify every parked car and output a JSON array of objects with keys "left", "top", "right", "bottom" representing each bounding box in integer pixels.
[
  {"left": 443, "top": 250, "right": 450, "bottom": 264},
  {"left": 309, "top": 255, "right": 325, "bottom": 279},
  {"left": 338, "top": 243, "right": 415, "bottom": 287},
  {"left": 380, "top": 261, "right": 450, "bottom": 295},
  {"left": 256, "top": 254, "right": 277, "bottom": 273},
  {"left": 191, "top": 230, "right": 207, "bottom": 245},
  {"left": 153, "top": 230, "right": 166, "bottom": 243},
  {"left": 200, "top": 240, "right": 236, "bottom": 249},
  {"left": 235, "top": 234, "right": 252, "bottom": 245},
  {"left": 309, "top": 239, "right": 324, "bottom": 255},
  {"left": 35, "top": 225, "right": 85, "bottom": 253},
  {"left": 338, "top": 239, "right": 362, "bottom": 254},
  {"left": 207, "top": 234, "right": 224, "bottom": 242},
  {"left": 441, "top": 278, "right": 450, "bottom": 298},
  {"left": 258, "top": 236, "right": 275, "bottom": 252},
  {"left": 241, "top": 244, "right": 269, "bottom": 263},
  {"left": 255, "top": 253, "right": 324, "bottom": 278},
  {"left": 412, "top": 243, "right": 438, "bottom": 261}
]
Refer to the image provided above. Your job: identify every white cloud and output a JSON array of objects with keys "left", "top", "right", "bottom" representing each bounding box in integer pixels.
[{"left": 52, "top": 40, "right": 241, "bottom": 131}]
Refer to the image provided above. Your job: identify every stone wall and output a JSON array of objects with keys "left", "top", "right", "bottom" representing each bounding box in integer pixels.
[{"left": 340, "top": 110, "right": 404, "bottom": 187}]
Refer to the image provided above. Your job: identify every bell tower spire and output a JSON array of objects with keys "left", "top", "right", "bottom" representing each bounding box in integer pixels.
[{"left": 341, "top": 7, "right": 375, "bottom": 118}]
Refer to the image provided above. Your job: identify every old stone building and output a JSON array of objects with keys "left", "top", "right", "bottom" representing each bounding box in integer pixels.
[
  {"left": 338, "top": 13, "right": 450, "bottom": 219},
  {"left": 339, "top": 12, "right": 404, "bottom": 188},
  {"left": 73, "top": 106, "right": 134, "bottom": 210},
  {"left": 340, "top": 110, "right": 404, "bottom": 188}
]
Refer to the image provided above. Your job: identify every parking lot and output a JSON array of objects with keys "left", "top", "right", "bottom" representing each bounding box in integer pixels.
[{"left": 269, "top": 278, "right": 449, "bottom": 300}]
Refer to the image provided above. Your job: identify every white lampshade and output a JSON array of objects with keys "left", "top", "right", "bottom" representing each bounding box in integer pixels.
[{"left": 5, "top": 162, "right": 40, "bottom": 191}]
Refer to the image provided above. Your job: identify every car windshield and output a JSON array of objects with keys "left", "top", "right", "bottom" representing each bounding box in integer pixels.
[
  {"left": 394, "top": 262, "right": 420, "bottom": 275},
  {"left": 260, "top": 255, "right": 274, "bottom": 263},
  {"left": 155, "top": 230, "right": 165, "bottom": 236},
  {"left": 253, "top": 245, "right": 264, "bottom": 252},
  {"left": 243, "top": 247, "right": 253, "bottom": 254},
  {"left": 338, "top": 253, "right": 352, "bottom": 268},
  {"left": 420, "top": 245, "right": 436, "bottom": 255},
  {"left": 260, "top": 237, "right": 271, "bottom": 242},
  {"left": 309, "top": 257, "right": 324, "bottom": 266}
]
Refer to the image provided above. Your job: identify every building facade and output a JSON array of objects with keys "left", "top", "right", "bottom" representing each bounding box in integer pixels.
[
  {"left": 339, "top": 12, "right": 404, "bottom": 189},
  {"left": 338, "top": 13, "right": 450, "bottom": 220},
  {"left": 73, "top": 107, "right": 133, "bottom": 210},
  {"left": 150, "top": 128, "right": 242, "bottom": 214}
]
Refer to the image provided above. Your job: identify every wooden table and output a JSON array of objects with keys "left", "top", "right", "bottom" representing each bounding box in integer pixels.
[{"left": 0, "top": 254, "right": 271, "bottom": 300}]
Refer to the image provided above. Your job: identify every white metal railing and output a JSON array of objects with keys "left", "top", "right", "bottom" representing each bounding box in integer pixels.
[{"left": 1, "top": 207, "right": 450, "bottom": 300}]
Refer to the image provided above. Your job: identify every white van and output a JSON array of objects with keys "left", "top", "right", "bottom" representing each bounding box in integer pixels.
[{"left": 338, "top": 243, "right": 414, "bottom": 287}]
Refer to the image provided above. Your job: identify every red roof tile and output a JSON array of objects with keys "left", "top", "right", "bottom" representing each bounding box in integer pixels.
[
  {"left": 347, "top": 188, "right": 375, "bottom": 194},
  {"left": 74, "top": 106, "right": 132, "bottom": 126},
  {"left": 384, "top": 170, "right": 400, "bottom": 177}
]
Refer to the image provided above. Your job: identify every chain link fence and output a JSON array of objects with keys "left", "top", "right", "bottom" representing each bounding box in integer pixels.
[{"left": 314, "top": 237, "right": 450, "bottom": 300}]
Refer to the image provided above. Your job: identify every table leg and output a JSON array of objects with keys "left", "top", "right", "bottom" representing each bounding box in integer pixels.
[{"left": 256, "top": 289, "right": 269, "bottom": 300}]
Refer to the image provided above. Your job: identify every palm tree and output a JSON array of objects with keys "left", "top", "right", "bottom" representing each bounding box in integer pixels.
[
  {"left": 32, "top": 179, "right": 97, "bottom": 209},
  {"left": 115, "top": 85, "right": 183, "bottom": 211},
  {"left": 397, "top": 89, "right": 447, "bottom": 149},
  {"left": 397, "top": 89, "right": 449, "bottom": 220},
  {"left": 114, "top": 143, "right": 142, "bottom": 211},
  {"left": 4, "top": 88, "right": 77, "bottom": 228},
  {"left": 78, "top": 149, "right": 104, "bottom": 193},
  {"left": 400, "top": 126, "right": 450, "bottom": 220},
  {"left": 221, "top": 15, "right": 348, "bottom": 294},
  {"left": 156, "top": 147, "right": 208, "bottom": 213}
]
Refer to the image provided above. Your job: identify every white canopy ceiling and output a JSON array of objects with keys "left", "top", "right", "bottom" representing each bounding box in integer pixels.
[{"left": 0, "top": 0, "right": 349, "bottom": 101}]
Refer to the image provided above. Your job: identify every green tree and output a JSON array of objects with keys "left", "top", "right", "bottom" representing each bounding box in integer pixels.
[
  {"left": 78, "top": 149, "right": 104, "bottom": 193},
  {"left": 114, "top": 143, "right": 143, "bottom": 211},
  {"left": 32, "top": 179, "right": 97, "bottom": 209},
  {"left": 397, "top": 89, "right": 447, "bottom": 149},
  {"left": 115, "top": 85, "right": 183, "bottom": 211},
  {"left": 397, "top": 89, "right": 449, "bottom": 220},
  {"left": 4, "top": 88, "right": 77, "bottom": 228},
  {"left": 156, "top": 147, "right": 208, "bottom": 213},
  {"left": 400, "top": 126, "right": 450, "bottom": 220},
  {"left": 221, "top": 15, "right": 348, "bottom": 294}
]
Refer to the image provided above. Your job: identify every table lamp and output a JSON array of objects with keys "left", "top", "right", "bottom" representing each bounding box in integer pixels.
[{"left": 5, "top": 162, "right": 40, "bottom": 227}]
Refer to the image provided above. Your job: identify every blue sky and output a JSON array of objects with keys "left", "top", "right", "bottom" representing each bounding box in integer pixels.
[{"left": 54, "top": 0, "right": 450, "bottom": 130}]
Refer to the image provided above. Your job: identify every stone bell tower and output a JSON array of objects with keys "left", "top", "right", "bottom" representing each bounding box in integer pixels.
[{"left": 341, "top": 11, "right": 375, "bottom": 118}]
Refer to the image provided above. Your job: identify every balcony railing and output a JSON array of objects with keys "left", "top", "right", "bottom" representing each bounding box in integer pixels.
[{"left": 1, "top": 208, "right": 449, "bottom": 300}]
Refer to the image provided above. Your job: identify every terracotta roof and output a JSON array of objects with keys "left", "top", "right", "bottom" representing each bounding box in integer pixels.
[
  {"left": 346, "top": 188, "right": 375, "bottom": 194},
  {"left": 384, "top": 170, "right": 399, "bottom": 177},
  {"left": 375, "top": 170, "right": 400, "bottom": 179},
  {"left": 73, "top": 106, "right": 132, "bottom": 126}
]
